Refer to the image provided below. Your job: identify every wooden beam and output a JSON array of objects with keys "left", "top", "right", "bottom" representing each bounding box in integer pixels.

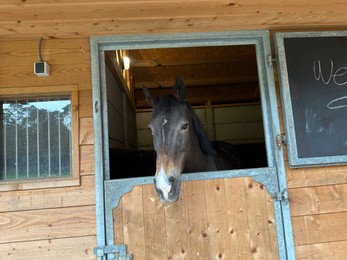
[
  {"left": 128, "top": 46, "right": 256, "bottom": 68},
  {"left": 135, "top": 83, "right": 260, "bottom": 108},
  {"left": 132, "top": 62, "right": 258, "bottom": 89}
]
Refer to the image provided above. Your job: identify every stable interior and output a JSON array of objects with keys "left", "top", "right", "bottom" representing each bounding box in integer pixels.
[{"left": 105, "top": 45, "right": 267, "bottom": 179}]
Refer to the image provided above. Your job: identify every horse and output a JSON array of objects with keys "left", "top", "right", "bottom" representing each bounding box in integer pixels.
[{"left": 143, "top": 77, "right": 240, "bottom": 202}]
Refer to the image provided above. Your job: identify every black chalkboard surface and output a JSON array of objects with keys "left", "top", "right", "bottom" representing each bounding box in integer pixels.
[{"left": 276, "top": 31, "right": 347, "bottom": 167}]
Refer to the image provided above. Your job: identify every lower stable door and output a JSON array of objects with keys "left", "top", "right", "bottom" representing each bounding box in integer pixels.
[{"left": 113, "top": 178, "right": 279, "bottom": 260}]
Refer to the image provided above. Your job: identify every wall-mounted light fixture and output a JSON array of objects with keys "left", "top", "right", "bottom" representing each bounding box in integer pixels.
[{"left": 122, "top": 56, "right": 130, "bottom": 70}]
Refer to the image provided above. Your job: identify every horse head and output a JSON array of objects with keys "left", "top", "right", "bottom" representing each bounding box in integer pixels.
[{"left": 143, "top": 77, "right": 208, "bottom": 202}]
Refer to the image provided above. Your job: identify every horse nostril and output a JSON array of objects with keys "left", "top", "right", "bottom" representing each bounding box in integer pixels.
[{"left": 168, "top": 176, "right": 176, "bottom": 185}]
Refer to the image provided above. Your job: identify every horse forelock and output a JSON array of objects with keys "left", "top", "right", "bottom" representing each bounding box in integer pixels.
[{"left": 152, "top": 95, "right": 178, "bottom": 118}]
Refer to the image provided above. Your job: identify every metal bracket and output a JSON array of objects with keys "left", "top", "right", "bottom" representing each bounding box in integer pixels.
[
  {"left": 272, "top": 189, "right": 289, "bottom": 203},
  {"left": 267, "top": 54, "right": 276, "bottom": 68},
  {"left": 94, "top": 244, "right": 131, "bottom": 260},
  {"left": 276, "top": 134, "right": 287, "bottom": 149}
]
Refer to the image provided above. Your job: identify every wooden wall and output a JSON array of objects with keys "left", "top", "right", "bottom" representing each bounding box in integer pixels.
[
  {"left": 0, "top": 38, "right": 96, "bottom": 259},
  {"left": 275, "top": 68, "right": 347, "bottom": 259},
  {"left": 106, "top": 66, "right": 136, "bottom": 150},
  {"left": 281, "top": 129, "right": 347, "bottom": 258},
  {"left": 1, "top": 0, "right": 347, "bottom": 259},
  {"left": 0, "top": 0, "right": 347, "bottom": 39}
]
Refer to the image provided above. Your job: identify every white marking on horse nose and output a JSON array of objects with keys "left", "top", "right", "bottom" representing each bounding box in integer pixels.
[
  {"left": 157, "top": 166, "right": 171, "bottom": 199},
  {"left": 162, "top": 118, "right": 168, "bottom": 144}
]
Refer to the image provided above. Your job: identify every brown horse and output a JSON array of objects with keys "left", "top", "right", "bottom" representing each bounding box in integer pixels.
[{"left": 143, "top": 77, "right": 240, "bottom": 202}]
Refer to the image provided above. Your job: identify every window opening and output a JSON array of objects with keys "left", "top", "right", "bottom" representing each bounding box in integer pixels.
[
  {"left": 105, "top": 45, "right": 268, "bottom": 179},
  {"left": 0, "top": 96, "right": 72, "bottom": 181}
]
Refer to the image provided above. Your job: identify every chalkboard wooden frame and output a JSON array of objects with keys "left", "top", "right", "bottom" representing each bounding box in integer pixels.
[{"left": 275, "top": 31, "right": 347, "bottom": 167}]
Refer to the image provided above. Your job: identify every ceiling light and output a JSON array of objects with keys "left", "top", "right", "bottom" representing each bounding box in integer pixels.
[{"left": 123, "top": 56, "right": 130, "bottom": 70}]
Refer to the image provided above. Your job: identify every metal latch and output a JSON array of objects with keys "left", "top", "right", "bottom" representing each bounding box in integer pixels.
[{"left": 94, "top": 244, "right": 131, "bottom": 259}]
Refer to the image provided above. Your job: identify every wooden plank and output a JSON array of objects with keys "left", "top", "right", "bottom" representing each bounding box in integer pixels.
[
  {"left": 106, "top": 65, "right": 124, "bottom": 114},
  {"left": 204, "top": 179, "right": 231, "bottom": 259},
  {"left": 0, "top": 64, "right": 91, "bottom": 89},
  {"left": 0, "top": 175, "right": 94, "bottom": 212},
  {"left": 135, "top": 83, "right": 260, "bottom": 108},
  {"left": 295, "top": 240, "right": 347, "bottom": 260},
  {"left": 0, "top": 205, "right": 95, "bottom": 243},
  {"left": 289, "top": 184, "right": 347, "bottom": 217},
  {"left": 286, "top": 165, "right": 347, "bottom": 188},
  {"left": 80, "top": 144, "right": 94, "bottom": 176},
  {"left": 0, "top": 0, "right": 238, "bottom": 5},
  {"left": 121, "top": 185, "right": 146, "bottom": 258},
  {"left": 1, "top": 0, "right": 347, "bottom": 6},
  {"left": 132, "top": 62, "right": 258, "bottom": 85},
  {"left": 224, "top": 177, "right": 252, "bottom": 259},
  {"left": 185, "top": 180, "right": 209, "bottom": 259},
  {"left": 215, "top": 122, "right": 265, "bottom": 141},
  {"left": 213, "top": 105, "right": 263, "bottom": 124},
  {"left": 136, "top": 112, "right": 152, "bottom": 128},
  {"left": 0, "top": 178, "right": 80, "bottom": 192},
  {"left": 243, "top": 178, "right": 274, "bottom": 259},
  {"left": 113, "top": 202, "right": 124, "bottom": 246},
  {"left": 142, "top": 184, "right": 167, "bottom": 259},
  {"left": 0, "top": 84, "right": 77, "bottom": 96},
  {"left": 1, "top": 2, "right": 347, "bottom": 26},
  {"left": 1, "top": 14, "right": 347, "bottom": 39},
  {"left": 0, "top": 38, "right": 90, "bottom": 66},
  {"left": 292, "top": 212, "right": 347, "bottom": 246},
  {"left": 79, "top": 90, "right": 93, "bottom": 118},
  {"left": 0, "top": 236, "right": 96, "bottom": 260},
  {"left": 129, "top": 45, "right": 256, "bottom": 68},
  {"left": 265, "top": 191, "right": 280, "bottom": 260},
  {"left": 79, "top": 117, "right": 94, "bottom": 145},
  {"left": 137, "top": 128, "right": 153, "bottom": 148},
  {"left": 108, "top": 105, "right": 124, "bottom": 146},
  {"left": 164, "top": 182, "right": 190, "bottom": 259}
]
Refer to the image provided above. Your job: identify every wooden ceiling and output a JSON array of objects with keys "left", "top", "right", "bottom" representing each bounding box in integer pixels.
[{"left": 109, "top": 45, "right": 261, "bottom": 109}]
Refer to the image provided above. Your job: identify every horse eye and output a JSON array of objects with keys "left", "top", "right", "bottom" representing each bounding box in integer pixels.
[{"left": 181, "top": 123, "right": 189, "bottom": 131}]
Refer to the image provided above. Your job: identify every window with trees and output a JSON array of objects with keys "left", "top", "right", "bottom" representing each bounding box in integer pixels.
[{"left": 0, "top": 85, "right": 79, "bottom": 190}]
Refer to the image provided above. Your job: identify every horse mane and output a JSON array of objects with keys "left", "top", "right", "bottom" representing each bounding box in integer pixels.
[{"left": 187, "top": 104, "right": 216, "bottom": 156}]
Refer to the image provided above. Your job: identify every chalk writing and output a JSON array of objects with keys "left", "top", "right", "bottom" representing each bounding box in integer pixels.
[
  {"left": 305, "top": 106, "right": 334, "bottom": 135},
  {"left": 313, "top": 59, "right": 347, "bottom": 110},
  {"left": 327, "top": 96, "right": 347, "bottom": 110},
  {"left": 313, "top": 59, "right": 347, "bottom": 86}
]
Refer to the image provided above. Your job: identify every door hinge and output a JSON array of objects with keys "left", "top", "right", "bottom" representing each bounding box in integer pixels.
[
  {"left": 94, "top": 244, "right": 131, "bottom": 260},
  {"left": 267, "top": 54, "right": 276, "bottom": 68},
  {"left": 272, "top": 189, "right": 288, "bottom": 203},
  {"left": 276, "top": 134, "right": 287, "bottom": 149}
]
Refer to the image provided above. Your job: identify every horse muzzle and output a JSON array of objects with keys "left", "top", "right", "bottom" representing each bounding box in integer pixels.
[{"left": 154, "top": 170, "right": 181, "bottom": 202}]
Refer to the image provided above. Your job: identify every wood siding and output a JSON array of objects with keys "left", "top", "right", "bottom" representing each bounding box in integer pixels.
[
  {"left": 1, "top": 1, "right": 347, "bottom": 259},
  {"left": 0, "top": 38, "right": 96, "bottom": 259},
  {"left": 106, "top": 66, "right": 137, "bottom": 150},
  {"left": 0, "top": 1, "right": 347, "bottom": 39}
]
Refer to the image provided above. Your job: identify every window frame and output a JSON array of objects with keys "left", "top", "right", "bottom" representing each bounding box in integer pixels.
[{"left": 0, "top": 84, "right": 80, "bottom": 191}]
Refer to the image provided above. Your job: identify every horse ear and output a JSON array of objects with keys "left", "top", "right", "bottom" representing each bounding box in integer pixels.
[
  {"left": 173, "top": 77, "right": 186, "bottom": 101},
  {"left": 142, "top": 86, "right": 157, "bottom": 107}
]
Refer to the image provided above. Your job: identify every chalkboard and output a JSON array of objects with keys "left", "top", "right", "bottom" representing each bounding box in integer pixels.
[{"left": 275, "top": 31, "right": 347, "bottom": 167}]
